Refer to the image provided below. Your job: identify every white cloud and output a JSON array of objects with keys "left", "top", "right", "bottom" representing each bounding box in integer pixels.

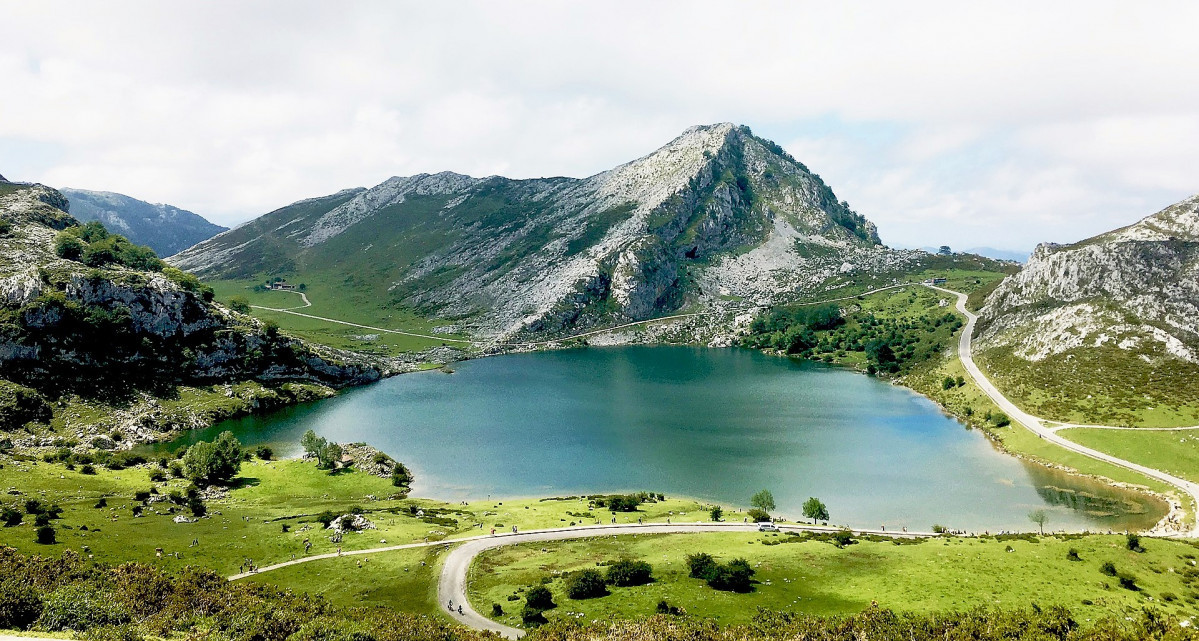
[{"left": 0, "top": 0, "right": 1197, "bottom": 251}]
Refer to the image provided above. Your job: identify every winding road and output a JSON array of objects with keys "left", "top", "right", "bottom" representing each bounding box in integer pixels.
[
  {"left": 928, "top": 284, "right": 1199, "bottom": 537},
  {"left": 232, "top": 521, "right": 930, "bottom": 639}
]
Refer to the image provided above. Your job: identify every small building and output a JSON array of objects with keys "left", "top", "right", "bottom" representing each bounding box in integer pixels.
[{"left": 270, "top": 280, "right": 296, "bottom": 291}]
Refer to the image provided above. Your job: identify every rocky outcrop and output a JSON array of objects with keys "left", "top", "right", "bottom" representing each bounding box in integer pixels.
[
  {"left": 172, "top": 124, "right": 896, "bottom": 341},
  {"left": 977, "top": 194, "right": 1199, "bottom": 363},
  {"left": 0, "top": 182, "right": 381, "bottom": 416}
]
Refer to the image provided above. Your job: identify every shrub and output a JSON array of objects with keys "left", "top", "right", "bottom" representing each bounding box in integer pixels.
[
  {"left": 605, "top": 494, "right": 642, "bottom": 512},
  {"left": 183, "top": 431, "right": 242, "bottom": 486},
  {"left": 747, "top": 508, "right": 771, "bottom": 523},
  {"left": 564, "top": 569, "right": 608, "bottom": 599},
  {"left": 35, "top": 525, "right": 56, "bottom": 544},
  {"left": 1099, "top": 561, "right": 1117, "bottom": 576},
  {"left": 606, "top": 559, "right": 653, "bottom": 587},
  {"left": 24, "top": 499, "right": 44, "bottom": 515},
  {"left": 134, "top": 490, "right": 151, "bottom": 503},
  {"left": 491, "top": 603, "right": 503, "bottom": 617},
  {"left": 520, "top": 604, "right": 547, "bottom": 626},
  {"left": 687, "top": 553, "right": 717, "bottom": 579},
  {"left": 94, "top": 497, "right": 107, "bottom": 508},
  {"left": 709, "top": 506, "right": 723, "bottom": 521},
  {"left": 1066, "top": 548, "right": 1081, "bottom": 561},
  {"left": 391, "top": 463, "right": 413, "bottom": 487},
  {"left": 38, "top": 584, "right": 130, "bottom": 631},
  {"left": 255, "top": 445, "right": 274, "bottom": 460},
  {"left": 168, "top": 461, "right": 183, "bottom": 478},
  {"left": 524, "top": 585, "right": 555, "bottom": 610},
  {"left": 228, "top": 296, "right": 252, "bottom": 313},
  {"left": 707, "top": 558, "right": 755, "bottom": 593},
  {"left": 315, "top": 511, "right": 337, "bottom": 528},
  {"left": 1, "top": 507, "right": 22, "bottom": 526},
  {"left": 932, "top": 524, "right": 948, "bottom": 534},
  {"left": 1126, "top": 533, "right": 1144, "bottom": 552},
  {"left": 831, "top": 529, "right": 856, "bottom": 548},
  {"left": 34, "top": 513, "right": 50, "bottom": 527},
  {"left": 147, "top": 468, "right": 166, "bottom": 482},
  {"left": 656, "top": 600, "right": 683, "bottom": 615},
  {"left": 1117, "top": 572, "right": 1139, "bottom": 591},
  {"left": 0, "top": 580, "right": 42, "bottom": 629}
]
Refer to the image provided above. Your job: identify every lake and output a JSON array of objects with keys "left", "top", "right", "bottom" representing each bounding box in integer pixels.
[{"left": 165, "top": 346, "right": 1165, "bottom": 532}]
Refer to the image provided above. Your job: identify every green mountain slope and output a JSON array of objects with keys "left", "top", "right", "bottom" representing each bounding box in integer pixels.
[
  {"left": 172, "top": 124, "right": 915, "bottom": 341},
  {"left": 975, "top": 194, "right": 1199, "bottom": 426},
  {"left": 59, "top": 187, "right": 227, "bottom": 257}
]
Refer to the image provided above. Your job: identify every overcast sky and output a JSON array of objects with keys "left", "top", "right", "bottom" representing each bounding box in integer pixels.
[{"left": 2, "top": 1, "right": 1197, "bottom": 252}]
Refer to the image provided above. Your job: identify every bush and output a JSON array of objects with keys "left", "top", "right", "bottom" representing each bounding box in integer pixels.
[
  {"left": 524, "top": 585, "right": 555, "bottom": 610},
  {"left": 1125, "top": 533, "right": 1144, "bottom": 552},
  {"left": 147, "top": 468, "right": 166, "bottom": 482},
  {"left": 24, "top": 499, "right": 44, "bottom": 515},
  {"left": 520, "top": 604, "right": 547, "bottom": 626},
  {"left": 94, "top": 497, "right": 107, "bottom": 508},
  {"left": 707, "top": 558, "right": 755, "bottom": 593},
  {"left": 656, "top": 600, "right": 684, "bottom": 615},
  {"left": 38, "top": 584, "right": 131, "bottom": 631},
  {"left": 605, "top": 494, "right": 642, "bottom": 512},
  {"left": 1099, "top": 561, "right": 1117, "bottom": 576},
  {"left": 34, "top": 513, "right": 50, "bottom": 527},
  {"left": 80, "top": 463, "right": 97, "bottom": 475},
  {"left": 1, "top": 507, "right": 22, "bottom": 526},
  {"left": 831, "top": 529, "right": 856, "bottom": 548},
  {"left": 0, "top": 580, "right": 42, "bottom": 629},
  {"left": 35, "top": 525, "right": 56, "bottom": 544},
  {"left": 228, "top": 296, "right": 252, "bottom": 314},
  {"left": 564, "top": 569, "right": 608, "bottom": 599},
  {"left": 391, "top": 463, "right": 413, "bottom": 487},
  {"left": 315, "top": 511, "right": 337, "bottom": 528},
  {"left": 1066, "top": 548, "right": 1081, "bottom": 561},
  {"left": 491, "top": 603, "right": 503, "bottom": 617},
  {"left": 747, "top": 508, "right": 771, "bottom": 523},
  {"left": 606, "top": 559, "right": 653, "bottom": 587},
  {"left": 709, "top": 506, "right": 723, "bottom": 521},
  {"left": 1117, "top": 572, "right": 1139, "bottom": 591},
  {"left": 255, "top": 445, "right": 274, "bottom": 460},
  {"left": 686, "top": 553, "right": 717, "bottom": 579},
  {"left": 134, "top": 490, "right": 151, "bottom": 503}
]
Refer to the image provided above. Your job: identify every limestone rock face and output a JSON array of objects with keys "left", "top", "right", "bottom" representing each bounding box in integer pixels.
[
  {"left": 0, "top": 183, "right": 381, "bottom": 398},
  {"left": 173, "top": 124, "right": 899, "bottom": 340},
  {"left": 977, "top": 194, "right": 1199, "bottom": 364}
]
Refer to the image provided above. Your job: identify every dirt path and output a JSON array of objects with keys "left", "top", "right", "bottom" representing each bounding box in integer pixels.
[{"left": 928, "top": 284, "right": 1199, "bottom": 537}]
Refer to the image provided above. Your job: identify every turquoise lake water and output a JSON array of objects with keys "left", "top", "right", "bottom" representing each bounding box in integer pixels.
[{"left": 166, "top": 346, "right": 1164, "bottom": 532}]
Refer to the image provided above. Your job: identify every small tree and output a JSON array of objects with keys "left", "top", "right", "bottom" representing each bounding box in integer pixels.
[
  {"left": 35, "top": 525, "right": 56, "bottom": 544},
  {"left": 802, "top": 497, "right": 829, "bottom": 524},
  {"left": 1126, "top": 533, "right": 1144, "bottom": 552},
  {"left": 750, "top": 489, "right": 776, "bottom": 514},
  {"left": 686, "top": 553, "right": 717, "bottom": 579},
  {"left": 228, "top": 296, "right": 251, "bottom": 313},
  {"left": 183, "top": 431, "right": 243, "bottom": 486},
  {"left": 709, "top": 506, "right": 723, "bottom": 522},
  {"left": 942, "top": 376, "right": 956, "bottom": 390},
  {"left": 938, "top": 245, "right": 952, "bottom": 255},
  {"left": 1028, "top": 509, "right": 1048, "bottom": 535}
]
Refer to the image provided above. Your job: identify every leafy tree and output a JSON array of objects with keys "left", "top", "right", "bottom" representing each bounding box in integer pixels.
[
  {"left": 707, "top": 558, "right": 755, "bottom": 592},
  {"left": 750, "top": 489, "right": 775, "bottom": 513},
  {"left": 604, "top": 494, "right": 642, "bottom": 512},
  {"left": 1028, "top": 509, "right": 1048, "bottom": 535},
  {"left": 520, "top": 604, "right": 547, "bottom": 626},
  {"left": 255, "top": 445, "right": 273, "bottom": 460},
  {"left": 803, "top": 497, "right": 829, "bottom": 524},
  {"left": 54, "top": 234, "right": 86, "bottom": 261},
  {"left": 709, "top": 505, "right": 723, "bottom": 521},
  {"left": 524, "top": 585, "right": 555, "bottom": 610},
  {"left": 747, "top": 508, "right": 771, "bottom": 523},
  {"left": 942, "top": 376, "right": 957, "bottom": 390},
  {"left": 183, "top": 431, "right": 243, "bottom": 486},
  {"left": 1126, "top": 533, "right": 1144, "bottom": 552},
  {"left": 1, "top": 507, "right": 22, "bottom": 526},
  {"left": 391, "top": 463, "right": 413, "bottom": 487},
  {"left": 301, "top": 429, "right": 342, "bottom": 469},
  {"left": 938, "top": 246, "right": 952, "bottom": 255},
  {"left": 605, "top": 559, "right": 653, "bottom": 587},
  {"left": 228, "top": 296, "right": 252, "bottom": 314},
  {"left": 564, "top": 569, "right": 608, "bottom": 599}
]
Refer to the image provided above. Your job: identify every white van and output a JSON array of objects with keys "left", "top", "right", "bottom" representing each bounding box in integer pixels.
[{"left": 757, "top": 522, "right": 779, "bottom": 532}]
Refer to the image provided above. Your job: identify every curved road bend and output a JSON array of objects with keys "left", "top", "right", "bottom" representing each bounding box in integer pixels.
[
  {"left": 927, "top": 284, "right": 1199, "bottom": 537},
  {"left": 231, "top": 522, "right": 930, "bottom": 638}
]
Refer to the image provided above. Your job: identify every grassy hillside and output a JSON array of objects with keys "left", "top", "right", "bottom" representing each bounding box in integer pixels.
[
  {"left": 1060, "top": 429, "right": 1199, "bottom": 485},
  {"left": 469, "top": 531, "right": 1199, "bottom": 627}
]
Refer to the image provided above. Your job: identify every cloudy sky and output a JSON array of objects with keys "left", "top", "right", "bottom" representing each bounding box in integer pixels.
[{"left": 2, "top": 1, "right": 1197, "bottom": 252}]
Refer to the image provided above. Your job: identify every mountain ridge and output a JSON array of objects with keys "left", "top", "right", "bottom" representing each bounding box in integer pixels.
[
  {"left": 172, "top": 123, "right": 909, "bottom": 341},
  {"left": 59, "top": 187, "right": 227, "bottom": 257}
]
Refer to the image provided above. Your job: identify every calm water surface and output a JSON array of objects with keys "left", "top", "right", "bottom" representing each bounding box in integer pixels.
[{"left": 166, "top": 346, "right": 1164, "bottom": 532}]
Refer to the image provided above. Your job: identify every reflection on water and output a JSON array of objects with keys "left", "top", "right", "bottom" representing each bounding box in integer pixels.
[{"left": 153, "top": 346, "right": 1166, "bottom": 532}]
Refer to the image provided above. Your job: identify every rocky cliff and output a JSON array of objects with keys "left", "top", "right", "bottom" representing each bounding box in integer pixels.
[
  {"left": 172, "top": 124, "right": 913, "bottom": 341},
  {"left": 60, "top": 188, "right": 227, "bottom": 257},
  {"left": 0, "top": 181, "right": 382, "bottom": 444},
  {"left": 975, "top": 194, "right": 1199, "bottom": 424}
]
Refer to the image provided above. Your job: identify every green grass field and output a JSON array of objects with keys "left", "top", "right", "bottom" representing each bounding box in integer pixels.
[
  {"left": 209, "top": 277, "right": 474, "bottom": 355},
  {"left": 1060, "top": 429, "right": 1199, "bottom": 485},
  {"left": 0, "top": 456, "right": 712, "bottom": 579},
  {"left": 469, "top": 532, "right": 1199, "bottom": 628}
]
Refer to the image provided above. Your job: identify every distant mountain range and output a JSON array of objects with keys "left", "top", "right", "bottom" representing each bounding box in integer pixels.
[
  {"left": 904, "top": 246, "right": 1030, "bottom": 263},
  {"left": 172, "top": 123, "right": 922, "bottom": 340},
  {"left": 59, "top": 188, "right": 226, "bottom": 257}
]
